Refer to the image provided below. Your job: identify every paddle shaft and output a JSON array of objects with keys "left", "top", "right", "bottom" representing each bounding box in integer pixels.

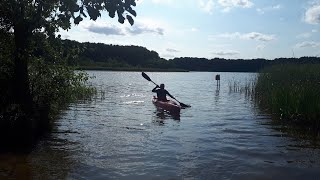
[{"left": 150, "top": 80, "right": 159, "bottom": 87}]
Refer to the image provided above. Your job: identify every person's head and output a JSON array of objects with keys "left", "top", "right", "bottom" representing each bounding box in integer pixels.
[{"left": 160, "top": 84, "right": 165, "bottom": 89}]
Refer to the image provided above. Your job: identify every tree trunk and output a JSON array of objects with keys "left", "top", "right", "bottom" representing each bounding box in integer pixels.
[
  {"left": 12, "top": 22, "right": 36, "bottom": 145},
  {"left": 13, "top": 23, "right": 33, "bottom": 112}
]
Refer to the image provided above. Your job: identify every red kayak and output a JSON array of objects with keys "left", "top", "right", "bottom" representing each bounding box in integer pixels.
[{"left": 152, "top": 96, "right": 181, "bottom": 114}]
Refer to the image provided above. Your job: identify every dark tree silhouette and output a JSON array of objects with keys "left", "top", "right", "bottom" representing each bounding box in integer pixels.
[{"left": 0, "top": 0, "right": 137, "bottom": 122}]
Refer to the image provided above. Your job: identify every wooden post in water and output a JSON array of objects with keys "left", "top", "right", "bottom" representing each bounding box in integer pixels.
[{"left": 215, "top": 74, "right": 220, "bottom": 87}]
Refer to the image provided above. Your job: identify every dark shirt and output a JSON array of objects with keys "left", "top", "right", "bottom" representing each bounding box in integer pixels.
[{"left": 152, "top": 87, "right": 173, "bottom": 101}]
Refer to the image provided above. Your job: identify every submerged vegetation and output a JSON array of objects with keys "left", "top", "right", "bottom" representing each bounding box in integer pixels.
[{"left": 228, "top": 79, "right": 256, "bottom": 96}]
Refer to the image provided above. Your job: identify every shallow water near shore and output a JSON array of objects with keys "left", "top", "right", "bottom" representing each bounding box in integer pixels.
[{"left": 1, "top": 71, "right": 320, "bottom": 179}]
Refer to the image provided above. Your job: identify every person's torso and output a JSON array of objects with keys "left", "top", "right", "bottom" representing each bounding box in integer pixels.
[{"left": 156, "top": 89, "right": 168, "bottom": 101}]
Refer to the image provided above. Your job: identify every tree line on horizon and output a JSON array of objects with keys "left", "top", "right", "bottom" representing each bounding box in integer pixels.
[{"left": 62, "top": 39, "right": 320, "bottom": 72}]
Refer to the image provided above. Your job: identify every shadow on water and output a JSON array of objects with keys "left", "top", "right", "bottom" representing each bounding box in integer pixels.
[
  {"left": 260, "top": 117, "right": 320, "bottom": 149},
  {"left": 0, "top": 132, "right": 78, "bottom": 179},
  {"left": 152, "top": 108, "right": 180, "bottom": 125}
]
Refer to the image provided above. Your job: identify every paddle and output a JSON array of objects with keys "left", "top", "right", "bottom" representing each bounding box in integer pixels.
[{"left": 141, "top": 72, "right": 191, "bottom": 108}]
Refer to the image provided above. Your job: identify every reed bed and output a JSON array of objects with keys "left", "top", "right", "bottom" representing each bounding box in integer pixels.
[
  {"left": 254, "top": 64, "right": 320, "bottom": 132},
  {"left": 228, "top": 79, "right": 256, "bottom": 96},
  {"left": 227, "top": 64, "right": 320, "bottom": 133}
]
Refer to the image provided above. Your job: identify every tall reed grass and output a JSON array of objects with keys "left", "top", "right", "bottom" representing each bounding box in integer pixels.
[
  {"left": 228, "top": 79, "right": 256, "bottom": 96},
  {"left": 254, "top": 64, "right": 320, "bottom": 132}
]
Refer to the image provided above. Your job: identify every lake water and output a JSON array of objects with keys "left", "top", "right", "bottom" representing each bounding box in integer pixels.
[{"left": 1, "top": 71, "right": 320, "bottom": 179}]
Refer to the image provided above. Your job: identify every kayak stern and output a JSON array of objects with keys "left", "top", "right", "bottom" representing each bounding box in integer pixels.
[{"left": 152, "top": 96, "right": 181, "bottom": 114}]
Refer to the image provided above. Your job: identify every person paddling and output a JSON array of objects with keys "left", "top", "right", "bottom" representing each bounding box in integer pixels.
[
  {"left": 142, "top": 72, "right": 191, "bottom": 107},
  {"left": 152, "top": 84, "right": 175, "bottom": 102}
]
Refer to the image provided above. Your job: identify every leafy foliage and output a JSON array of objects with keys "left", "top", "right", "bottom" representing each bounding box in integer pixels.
[
  {"left": 0, "top": 30, "right": 14, "bottom": 112},
  {"left": 0, "top": 32, "right": 94, "bottom": 117},
  {"left": 0, "top": 0, "right": 136, "bottom": 149},
  {"left": 0, "top": 0, "right": 136, "bottom": 36},
  {"left": 28, "top": 34, "right": 95, "bottom": 114}
]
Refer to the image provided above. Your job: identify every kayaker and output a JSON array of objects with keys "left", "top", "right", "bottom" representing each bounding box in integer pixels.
[{"left": 152, "top": 84, "right": 175, "bottom": 102}]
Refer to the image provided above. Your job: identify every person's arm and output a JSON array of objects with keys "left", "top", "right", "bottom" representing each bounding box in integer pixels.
[
  {"left": 152, "top": 85, "right": 159, "bottom": 92},
  {"left": 166, "top": 90, "right": 175, "bottom": 100}
]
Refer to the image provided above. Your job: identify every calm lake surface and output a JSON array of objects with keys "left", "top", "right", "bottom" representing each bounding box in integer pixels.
[{"left": 1, "top": 71, "right": 320, "bottom": 179}]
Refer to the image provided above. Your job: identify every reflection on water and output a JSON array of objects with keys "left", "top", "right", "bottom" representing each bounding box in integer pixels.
[
  {"left": 1, "top": 71, "right": 320, "bottom": 179},
  {"left": 0, "top": 154, "right": 31, "bottom": 179},
  {"left": 154, "top": 108, "right": 181, "bottom": 121},
  {"left": 0, "top": 134, "right": 76, "bottom": 180},
  {"left": 215, "top": 84, "right": 220, "bottom": 105}
]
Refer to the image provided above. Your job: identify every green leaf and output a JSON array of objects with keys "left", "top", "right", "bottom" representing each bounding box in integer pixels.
[
  {"left": 127, "top": 9, "right": 136, "bottom": 17},
  {"left": 118, "top": 16, "right": 125, "bottom": 24},
  {"left": 108, "top": 11, "right": 116, "bottom": 18},
  {"left": 126, "top": 15, "right": 134, "bottom": 25},
  {"left": 74, "top": 16, "right": 83, "bottom": 24}
]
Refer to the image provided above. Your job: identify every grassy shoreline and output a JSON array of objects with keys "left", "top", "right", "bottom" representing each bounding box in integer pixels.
[
  {"left": 254, "top": 64, "right": 320, "bottom": 133},
  {"left": 227, "top": 63, "right": 320, "bottom": 135}
]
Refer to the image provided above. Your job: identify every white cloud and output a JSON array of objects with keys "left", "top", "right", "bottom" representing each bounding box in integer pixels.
[
  {"left": 166, "top": 48, "right": 180, "bottom": 52},
  {"left": 199, "top": 0, "right": 214, "bottom": 14},
  {"left": 126, "top": 26, "right": 164, "bottom": 35},
  {"left": 296, "top": 41, "right": 320, "bottom": 48},
  {"left": 213, "top": 32, "right": 275, "bottom": 42},
  {"left": 296, "top": 32, "right": 312, "bottom": 39},
  {"left": 212, "top": 50, "right": 239, "bottom": 56},
  {"left": 133, "top": 18, "right": 168, "bottom": 35},
  {"left": 162, "top": 54, "right": 175, "bottom": 58},
  {"left": 256, "top": 8, "right": 264, "bottom": 14},
  {"left": 296, "top": 29, "right": 318, "bottom": 39},
  {"left": 191, "top": 27, "right": 199, "bottom": 32},
  {"left": 241, "top": 32, "right": 275, "bottom": 41},
  {"left": 83, "top": 23, "right": 125, "bottom": 36},
  {"left": 273, "top": 4, "right": 281, "bottom": 9},
  {"left": 218, "top": 0, "right": 253, "bottom": 11},
  {"left": 61, "top": 34, "right": 70, "bottom": 39},
  {"left": 256, "top": 44, "right": 266, "bottom": 50},
  {"left": 81, "top": 18, "right": 166, "bottom": 36},
  {"left": 215, "top": 32, "right": 240, "bottom": 39},
  {"left": 305, "top": 4, "right": 320, "bottom": 24},
  {"left": 256, "top": 4, "right": 281, "bottom": 15}
]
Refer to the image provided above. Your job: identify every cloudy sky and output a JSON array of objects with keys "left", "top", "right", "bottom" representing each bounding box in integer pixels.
[{"left": 59, "top": 0, "right": 320, "bottom": 60}]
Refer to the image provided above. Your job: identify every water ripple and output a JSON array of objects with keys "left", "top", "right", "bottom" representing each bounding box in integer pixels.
[{"left": 10, "top": 71, "right": 320, "bottom": 179}]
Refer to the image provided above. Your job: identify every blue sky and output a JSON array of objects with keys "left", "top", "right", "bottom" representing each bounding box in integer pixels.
[{"left": 59, "top": 0, "right": 320, "bottom": 60}]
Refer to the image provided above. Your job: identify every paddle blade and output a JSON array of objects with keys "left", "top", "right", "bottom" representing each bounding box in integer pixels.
[
  {"left": 141, "top": 72, "right": 152, "bottom": 81},
  {"left": 180, "top": 102, "right": 191, "bottom": 108}
]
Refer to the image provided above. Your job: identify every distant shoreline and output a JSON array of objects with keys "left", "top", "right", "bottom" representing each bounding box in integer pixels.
[
  {"left": 76, "top": 66, "right": 189, "bottom": 72},
  {"left": 75, "top": 66, "right": 260, "bottom": 73}
]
